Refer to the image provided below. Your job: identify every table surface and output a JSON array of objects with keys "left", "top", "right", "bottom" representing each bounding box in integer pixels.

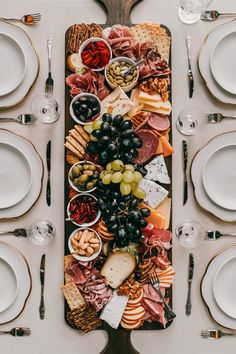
[{"left": 1, "top": 0, "right": 236, "bottom": 353}]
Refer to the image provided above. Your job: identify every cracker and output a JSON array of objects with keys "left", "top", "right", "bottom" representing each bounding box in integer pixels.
[
  {"left": 64, "top": 255, "right": 74, "bottom": 272},
  {"left": 66, "top": 136, "right": 85, "bottom": 155},
  {"left": 66, "top": 151, "right": 81, "bottom": 165},
  {"left": 66, "top": 304, "right": 102, "bottom": 332},
  {"left": 130, "top": 22, "right": 171, "bottom": 63},
  {"left": 74, "top": 124, "right": 90, "bottom": 142},
  {"left": 64, "top": 141, "right": 83, "bottom": 159},
  {"left": 69, "top": 129, "right": 87, "bottom": 148},
  {"left": 66, "top": 23, "right": 102, "bottom": 54},
  {"left": 62, "top": 282, "right": 86, "bottom": 310}
]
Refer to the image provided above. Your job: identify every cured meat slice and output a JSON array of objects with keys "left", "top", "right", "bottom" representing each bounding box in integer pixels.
[
  {"left": 131, "top": 111, "right": 151, "bottom": 130},
  {"left": 148, "top": 113, "right": 170, "bottom": 132},
  {"left": 134, "top": 129, "right": 159, "bottom": 164}
]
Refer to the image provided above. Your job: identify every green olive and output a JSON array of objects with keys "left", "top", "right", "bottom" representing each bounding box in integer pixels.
[
  {"left": 78, "top": 174, "right": 88, "bottom": 183},
  {"left": 86, "top": 182, "right": 94, "bottom": 190},
  {"left": 82, "top": 164, "right": 91, "bottom": 170},
  {"left": 88, "top": 165, "right": 96, "bottom": 171},
  {"left": 69, "top": 171, "right": 73, "bottom": 181},
  {"left": 72, "top": 165, "right": 82, "bottom": 177}
]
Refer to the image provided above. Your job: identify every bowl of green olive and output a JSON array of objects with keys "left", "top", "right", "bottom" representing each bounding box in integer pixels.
[
  {"left": 105, "top": 57, "right": 139, "bottom": 93},
  {"left": 68, "top": 161, "right": 101, "bottom": 193}
]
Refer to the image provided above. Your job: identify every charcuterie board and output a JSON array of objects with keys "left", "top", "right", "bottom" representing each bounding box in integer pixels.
[{"left": 63, "top": 1, "right": 173, "bottom": 353}]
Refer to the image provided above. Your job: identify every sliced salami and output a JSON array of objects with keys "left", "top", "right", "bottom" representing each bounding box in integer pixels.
[
  {"left": 134, "top": 129, "right": 159, "bottom": 164},
  {"left": 148, "top": 113, "right": 170, "bottom": 132}
]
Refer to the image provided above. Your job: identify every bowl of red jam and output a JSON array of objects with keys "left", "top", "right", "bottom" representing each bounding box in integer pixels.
[{"left": 79, "top": 38, "right": 112, "bottom": 71}]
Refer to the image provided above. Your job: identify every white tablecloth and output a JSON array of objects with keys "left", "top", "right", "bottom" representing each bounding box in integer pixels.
[{"left": 0, "top": 0, "right": 236, "bottom": 353}]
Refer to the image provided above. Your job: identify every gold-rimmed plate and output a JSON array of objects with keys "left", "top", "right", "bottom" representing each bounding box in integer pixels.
[
  {"left": 0, "top": 20, "right": 39, "bottom": 110},
  {"left": 0, "top": 242, "right": 31, "bottom": 324}
]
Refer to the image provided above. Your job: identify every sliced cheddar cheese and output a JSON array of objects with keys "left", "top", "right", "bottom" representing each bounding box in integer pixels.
[
  {"left": 156, "top": 197, "right": 171, "bottom": 230},
  {"left": 139, "top": 202, "right": 166, "bottom": 229},
  {"left": 159, "top": 135, "right": 174, "bottom": 157}
]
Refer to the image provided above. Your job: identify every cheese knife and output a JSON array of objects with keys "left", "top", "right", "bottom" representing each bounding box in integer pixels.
[
  {"left": 185, "top": 34, "right": 194, "bottom": 98},
  {"left": 186, "top": 253, "right": 194, "bottom": 316},
  {"left": 183, "top": 140, "right": 188, "bottom": 205},
  {"left": 39, "top": 254, "right": 46, "bottom": 320},
  {"left": 46, "top": 140, "right": 51, "bottom": 206}
]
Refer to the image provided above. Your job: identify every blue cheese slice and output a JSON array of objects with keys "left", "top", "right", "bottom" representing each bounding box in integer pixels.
[
  {"left": 145, "top": 155, "right": 170, "bottom": 184},
  {"left": 100, "top": 290, "right": 129, "bottom": 329},
  {"left": 101, "top": 86, "right": 134, "bottom": 117},
  {"left": 139, "top": 178, "right": 169, "bottom": 208}
]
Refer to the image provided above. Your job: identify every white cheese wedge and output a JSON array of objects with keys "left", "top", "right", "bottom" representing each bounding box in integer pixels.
[
  {"left": 128, "top": 88, "right": 143, "bottom": 117},
  {"left": 138, "top": 90, "right": 162, "bottom": 103},
  {"left": 156, "top": 197, "right": 171, "bottom": 230},
  {"left": 145, "top": 155, "right": 170, "bottom": 184},
  {"left": 101, "top": 86, "right": 134, "bottom": 117},
  {"left": 139, "top": 178, "right": 169, "bottom": 208},
  {"left": 100, "top": 290, "right": 129, "bottom": 329}
]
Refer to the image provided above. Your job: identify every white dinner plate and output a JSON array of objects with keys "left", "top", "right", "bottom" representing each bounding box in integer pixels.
[
  {"left": 213, "top": 256, "right": 236, "bottom": 319},
  {"left": 0, "top": 33, "right": 25, "bottom": 96},
  {"left": 0, "top": 257, "right": 18, "bottom": 312},
  {"left": 191, "top": 131, "right": 236, "bottom": 222},
  {"left": 0, "top": 142, "right": 32, "bottom": 209},
  {"left": 0, "top": 21, "right": 39, "bottom": 109},
  {"left": 202, "top": 144, "right": 236, "bottom": 210},
  {"left": 198, "top": 19, "right": 236, "bottom": 105},
  {"left": 0, "top": 242, "right": 31, "bottom": 324},
  {"left": 210, "top": 31, "right": 236, "bottom": 95},
  {"left": 0, "top": 129, "right": 43, "bottom": 219},
  {"left": 201, "top": 244, "right": 236, "bottom": 329}
]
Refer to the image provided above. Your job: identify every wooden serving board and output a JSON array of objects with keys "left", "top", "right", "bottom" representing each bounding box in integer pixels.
[{"left": 64, "top": 1, "right": 173, "bottom": 353}]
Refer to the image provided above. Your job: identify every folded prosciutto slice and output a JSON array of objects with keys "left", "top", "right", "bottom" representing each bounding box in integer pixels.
[{"left": 141, "top": 284, "right": 167, "bottom": 327}]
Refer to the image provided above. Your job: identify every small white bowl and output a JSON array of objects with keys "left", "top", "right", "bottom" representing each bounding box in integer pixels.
[
  {"left": 79, "top": 37, "right": 112, "bottom": 72},
  {"left": 67, "top": 193, "right": 101, "bottom": 227},
  {"left": 68, "top": 160, "right": 98, "bottom": 194},
  {"left": 105, "top": 57, "right": 139, "bottom": 93},
  {"left": 69, "top": 93, "right": 101, "bottom": 125},
  {"left": 68, "top": 227, "right": 102, "bottom": 262}
]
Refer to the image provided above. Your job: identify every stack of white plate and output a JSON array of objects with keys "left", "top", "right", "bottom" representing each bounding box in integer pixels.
[
  {"left": 0, "top": 242, "right": 31, "bottom": 324},
  {"left": 0, "top": 20, "right": 38, "bottom": 109},
  {"left": 0, "top": 129, "right": 43, "bottom": 219},
  {"left": 201, "top": 244, "right": 236, "bottom": 329},
  {"left": 191, "top": 131, "right": 236, "bottom": 222},
  {"left": 198, "top": 20, "right": 236, "bottom": 104}
]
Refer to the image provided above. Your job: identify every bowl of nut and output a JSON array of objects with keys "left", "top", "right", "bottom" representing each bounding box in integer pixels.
[
  {"left": 68, "top": 227, "right": 102, "bottom": 262},
  {"left": 105, "top": 57, "right": 139, "bottom": 93},
  {"left": 70, "top": 93, "right": 101, "bottom": 125},
  {"left": 68, "top": 161, "right": 101, "bottom": 193}
]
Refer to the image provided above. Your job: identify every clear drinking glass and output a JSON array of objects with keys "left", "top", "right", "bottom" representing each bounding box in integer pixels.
[
  {"left": 178, "top": 0, "right": 211, "bottom": 24},
  {"left": 31, "top": 95, "right": 60, "bottom": 124},
  {"left": 28, "top": 219, "right": 56, "bottom": 245},
  {"left": 176, "top": 107, "right": 205, "bottom": 135},
  {"left": 175, "top": 220, "right": 205, "bottom": 248}
]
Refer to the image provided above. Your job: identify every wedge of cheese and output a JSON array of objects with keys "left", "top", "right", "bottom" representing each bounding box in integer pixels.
[
  {"left": 100, "top": 290, "right": 129, "bottom": 329},
  {"left": 145, "top": 155, "right": 170, "bottom": 184},
  {"left": 128, "top": 88, "right": 144, "bottom": 117},
  {"left": 102, "top": 86, "right": 134, "bottom": 117},
  {"left": 139, "top": 178, "right": 169, "bottom": 208},
  {"left": 138, "top": 90, "right": 162, "bottom": 104},
  {"left": 143, "top": 100, "right": 172, "bottom": 115},
  {"left": 155, "top": 197, "right": 171, "bottom": 230}
]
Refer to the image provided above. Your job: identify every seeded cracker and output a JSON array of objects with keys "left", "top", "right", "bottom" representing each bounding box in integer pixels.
[{"left": 62, "top": 282, "right": 86, "bottom": 310}]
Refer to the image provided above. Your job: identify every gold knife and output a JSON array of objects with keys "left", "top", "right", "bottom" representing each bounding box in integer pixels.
[
  {"left": 39, "top": 254, "right": 45, "bottom": 320},
  {"left": 186, "top": 34, "right": 194, "bottom": 98}
]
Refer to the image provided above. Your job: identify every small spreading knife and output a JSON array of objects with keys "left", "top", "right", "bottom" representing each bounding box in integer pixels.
[
  {"left": 39, "top": 254, "right": 46, "bottom": 320},
  {"left": 186, "top": 253, "right": 194, "bottom": 316},
  {"left": 183, "top": 140, "right": 188, "bottom": 205},
  {"left": 46, "top": 140, "right": 51, "bottom": 206},
  {"left": 186, "top": 34, "right": 194, "bottom": 98}
]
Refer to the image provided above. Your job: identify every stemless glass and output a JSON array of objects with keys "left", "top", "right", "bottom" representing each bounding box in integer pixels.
[
  {"left": 178, "top": 0, "right": 212, "bottom": 24},
  {"left": 176, "top": 107, "right": 205, "bottom": 135},
  {"left": 175, "top": 220, "right": 205, "bottom": 248},
  {"left": 31, "top": 95, "right": 60, "bottom": 124},
  {"left": 28, "top": 219, "right": 56, "bottom": 245}
]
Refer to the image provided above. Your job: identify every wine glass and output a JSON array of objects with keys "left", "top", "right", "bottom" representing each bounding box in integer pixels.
[
  {"left": 175, "top": 220, "right": 205, "bottom": 248},
  {"left": 178, "top": 0, "right": 212, "bottom": 24},
  {"left": 28, "top": 219, "right": 56, "bottom": 245},
  {"left": 31, "top": 95, "right": 60, "bottom": 124},
  {"left": 176, "top": 107, "right": 205, "bottom": 135}
]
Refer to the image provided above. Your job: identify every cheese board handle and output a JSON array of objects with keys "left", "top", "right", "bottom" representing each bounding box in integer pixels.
[
  {"left": 96, "top": 0, "right": 143, "bottom": 25},
  {"left": 100, "top": 326, "right": 140, "bottom": 354}
]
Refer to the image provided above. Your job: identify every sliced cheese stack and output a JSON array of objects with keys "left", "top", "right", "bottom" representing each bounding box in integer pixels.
[
  {"left": 155, "top": 265, "right": 175, "bottom": 287},
  {"left": 121, "top": 290, "right": 145, "bottom": 329},
  {"left": 138, "top": 90, "right": 172, "bottom": 115}
]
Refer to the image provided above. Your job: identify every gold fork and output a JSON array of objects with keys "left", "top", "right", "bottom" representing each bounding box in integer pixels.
[
  {"left": 201, "top": 329, "right": 236, "bottom": 339},
  {"left": 0, "top": 13, "right": 41, "bottom": 25}
]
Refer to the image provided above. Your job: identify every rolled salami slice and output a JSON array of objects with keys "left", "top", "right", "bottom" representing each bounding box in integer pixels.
[
  {"left": 148, "top": 113, "right": 170, "bottom": 132},
  {"left": 134, "top": 129, "right": 159, "bottom": 164}
]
